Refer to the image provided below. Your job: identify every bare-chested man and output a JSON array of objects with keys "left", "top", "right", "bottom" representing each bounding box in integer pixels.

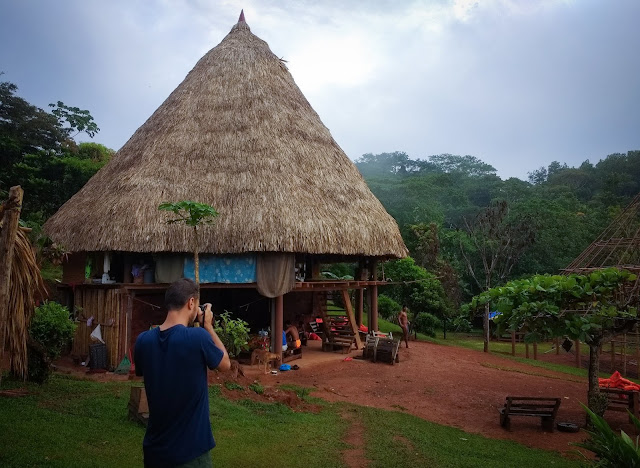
[
  {"left": 398, "top": 305, "right": 410, "bottom": 348},
  {"left": 284, "top": 321, "right": 301, "bottom": 350}
]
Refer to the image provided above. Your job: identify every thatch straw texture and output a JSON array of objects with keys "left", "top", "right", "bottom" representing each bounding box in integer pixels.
[
  {"left": 44, "top": 16, "right": 407, "bottom": 259},
  {"left": 2, "top": 227, "right": 46, "bottom": 379}
]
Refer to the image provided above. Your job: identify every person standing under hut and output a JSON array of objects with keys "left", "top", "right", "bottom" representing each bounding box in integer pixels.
[
  {"left": 135, "top": 278, "right": 231, "bottom": 468},
  {"left": 398, "top": 305, "right": 410, "bottom": 349}
]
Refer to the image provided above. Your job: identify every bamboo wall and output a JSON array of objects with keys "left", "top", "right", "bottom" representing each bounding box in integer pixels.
[{"left": 71, "top": 287, "right": 123, "bottom": 369}]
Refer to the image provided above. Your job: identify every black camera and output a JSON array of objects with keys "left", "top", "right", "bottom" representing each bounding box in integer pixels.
[{"left": 195, "top": 303, "right": 212, "bottom": 326}]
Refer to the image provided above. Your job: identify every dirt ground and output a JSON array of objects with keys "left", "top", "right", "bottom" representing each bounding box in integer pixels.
[
  {"left": 46, "top": 338, "right": 637, "bottom": 457},
  {"left": 246, "top": 339, "right": 635, "bottom": 455}
]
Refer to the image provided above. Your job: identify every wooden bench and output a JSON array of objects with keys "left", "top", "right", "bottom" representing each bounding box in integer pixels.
[
  {"left": 600, "top": 387, "right": 640, "bottom": 422},
  {"left": 322, "top": 335, "right": 355, "bottom": 353},
  {"left": 499, "top": 396, "right": 561, "bottom": 432}
]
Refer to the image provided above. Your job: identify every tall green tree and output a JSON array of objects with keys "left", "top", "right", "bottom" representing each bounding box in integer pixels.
[
  {"left": 459, "top": 200, "right": 536, "bottom": 352},
  {"left": 470, "top": 268, "right": 638, "bottom": 415}
]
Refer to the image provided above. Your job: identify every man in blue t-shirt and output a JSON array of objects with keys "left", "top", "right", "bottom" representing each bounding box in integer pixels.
[{"left": 135, "top": 278, "right": 230, "bottom": 468}]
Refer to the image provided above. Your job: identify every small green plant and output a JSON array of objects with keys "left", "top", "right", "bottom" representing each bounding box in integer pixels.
[
  {"left": 575, "top": 404, "right": 640, "bottom": 467},
  {"left": 158, "top": 200, "right": 219, "bottom": 284},
  {"left": 224, "top": 381, "right": 244, "bottom": 391},
  {"left": 279, "top": 384, "right": 311, "bottom": 400},
  {"left": 413, "top": 312, "right": 440, "bottom": 337},
  {"left": 248, "top": 382, "right": 264, "bottom": 395},
  {"left": 30, "top": 301, "right": 76, "bottom": 360},
  {"left": 214, "top": 310, "right": 250, "bottom": 358},
  {"left": 377, "top": 295, "right": 401, "bottom": 321}
]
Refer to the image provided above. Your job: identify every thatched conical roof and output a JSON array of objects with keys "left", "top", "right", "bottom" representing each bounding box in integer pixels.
[{"left": 44, "top": 13, "right": 407, "bottom": 258}]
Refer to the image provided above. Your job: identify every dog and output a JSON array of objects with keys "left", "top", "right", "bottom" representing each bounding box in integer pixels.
[
  {"left": 229, "top": 359, "right": 245, "bottom": 379},
  {"left": 251, "top": 349, "right": 281, "bottom": 374}
]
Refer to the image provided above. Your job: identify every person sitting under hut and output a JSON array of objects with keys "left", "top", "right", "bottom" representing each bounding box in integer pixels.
[{"left": 285, "top": 321, "right": 301, "bottom": 351}]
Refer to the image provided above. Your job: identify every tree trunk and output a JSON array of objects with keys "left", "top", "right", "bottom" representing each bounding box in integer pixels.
[
  {"left": 193, "top": 226, "right": 200, "bottom": 285},
  {"left": 587, "top": 340, "right": 604, "bottom": 422},
  {"left": 483, "top": 302, "right": 490, "bottom": 353},
  {"left": 0, "top": 186, "right": 24, "bottom": 385}
]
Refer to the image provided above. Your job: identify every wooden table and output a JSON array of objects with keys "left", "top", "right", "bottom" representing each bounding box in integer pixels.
[{"left": 600, "top": 387, "right": 640, "bottom": 422}]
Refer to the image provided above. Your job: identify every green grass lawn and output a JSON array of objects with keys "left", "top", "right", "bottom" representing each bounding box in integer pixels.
[{"left": 0, "top": 374, "right": 581, "bottom": 468}]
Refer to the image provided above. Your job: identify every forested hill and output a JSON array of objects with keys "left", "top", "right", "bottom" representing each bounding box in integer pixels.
[{"left": 356, "top": 151, "right": 640, "bottom": 286}]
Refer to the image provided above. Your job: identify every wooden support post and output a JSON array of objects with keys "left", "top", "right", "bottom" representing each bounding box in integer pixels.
[
  {"left": 575, "top": 340, "right": 581, "bottom": 369},
  {"left": 371, "top": 285, "right": 379, "bottom": 333},
  {"left": 356, "top": 288, "right": 364, "bottom": 327},
  {"left": 273, "top": 295, "right": 283, "bottom": 363},
  {"left": 370, "top": 259, "right": 378, "bottom": 333},
  {"left": 127, "top": 291, "right": 134, "bottom": 357},
  {"left": 511, "top": 332, "right": 516, "bottom": 356},
  {"left": 342, "top": 290, "right": 363, "bottom": 350},
  {"left": 366, "top": 287, "right": 372, "bottom": 331},
  {"left": 533, "top": 342, "right": 538, "bottom": 360},
  {"left": 556, "top": 337, "right": 560, "bottom": 355},
  {"left": 611, "top": 340, "right": 615, "bottom": 372},
  {"left": 525, "top": 343, "right": 529, "bottom": 359},
  {"left": 623, "top": 334, "right": 627, "bottom": 376}
]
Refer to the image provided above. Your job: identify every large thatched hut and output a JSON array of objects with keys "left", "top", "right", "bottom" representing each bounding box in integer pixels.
[{"left": 44, "top": 12, "right": 407, "bottom": 368}]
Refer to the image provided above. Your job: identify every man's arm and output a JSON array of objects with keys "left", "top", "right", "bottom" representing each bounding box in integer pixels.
[{"left": 202, "top": 305, "right": 231, "bottom": 371}]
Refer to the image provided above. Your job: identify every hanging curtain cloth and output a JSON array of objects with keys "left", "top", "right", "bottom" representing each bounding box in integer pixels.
[{"left": 256, "top": 253, "right": 295, "bottom": 298}]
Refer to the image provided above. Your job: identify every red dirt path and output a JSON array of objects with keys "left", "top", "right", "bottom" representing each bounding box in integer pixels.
[{"left": 253, "top": 340, "right": 635, "bottom": 455}]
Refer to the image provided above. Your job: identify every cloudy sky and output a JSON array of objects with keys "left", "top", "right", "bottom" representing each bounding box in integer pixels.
[{"left": 1, "top": 0, "right": 639, "bottom": 179}]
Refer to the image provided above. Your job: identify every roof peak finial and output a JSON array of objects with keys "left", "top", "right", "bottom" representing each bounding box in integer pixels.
[{"left": 238, "top": 9, "right": 245, "bottom": 23}]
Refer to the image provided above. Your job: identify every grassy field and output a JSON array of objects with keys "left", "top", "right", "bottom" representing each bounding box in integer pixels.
[{"left": 0, "top": 374, "right": 582, "bottom": 468}]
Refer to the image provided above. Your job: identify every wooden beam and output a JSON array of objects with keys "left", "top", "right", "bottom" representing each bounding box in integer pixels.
[
  {"left": 341, "top": 290, "right": 362, "bottom": 350},
  {"left": 0, "top": 186, "right": 24, "bottom": 363},
  {"left": 355, "top": 288, "right": 363, "bottom": 327},
  {"left": 371, "top": 285, "right": 379, "bottom": 333}
]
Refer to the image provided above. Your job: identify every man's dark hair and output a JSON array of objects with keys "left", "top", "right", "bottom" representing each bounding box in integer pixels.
[{"left": 165, "top": 278, "right": 200, "bottom": 311}]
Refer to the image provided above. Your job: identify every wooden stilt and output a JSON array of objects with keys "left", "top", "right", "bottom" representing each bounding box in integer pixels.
[
  {"left": 356, "top": 288, "right": 364, "bottom": 327},
  {"left": 533, "top": 342, "right": 538, "bottom": 360},
  {"left": 623, "top": 334, "right": 627, "bottom": 376},
  {"left": 274, "top": 295, "right": 283, "bottom": 363},
  {"left": 525, "top": 343, "right": 529, "bottom": 359},
  {"left": 575, "top": 340, "right": 581, "bottom": 369},
  {"left": 611, "top": 340, "right": 615, "bottom": 372},
  {"left": 556, "top": 337, "right": 560, "bottom": 355},
  {"left": 511, "top": 332, "right": 516, "bottom": 356},
  {"left": 371, "top": 285, "right": 379, "bottom": 333}
]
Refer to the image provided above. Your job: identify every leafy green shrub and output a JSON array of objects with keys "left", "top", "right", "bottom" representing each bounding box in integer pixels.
[
  {"left": 452, "top": 315, "right": 472, "bottom": 333},
  {"left": 575, "top": 404, "right": 640, "bottom": 467},
  {"left": 413, "top": 312, "right": 440, "bottom": 337},
  {"left": 383, "top": 258, "right": 451, "bottom": 319},
  {"left": 30, "top": 301, "right": 76, "bottom": 359},
  {"left": 214, "top": 311, "right": 250, "bottom": 358},
  {"left": 378, "top": 295, "right": 401, "bottom": 321}
]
